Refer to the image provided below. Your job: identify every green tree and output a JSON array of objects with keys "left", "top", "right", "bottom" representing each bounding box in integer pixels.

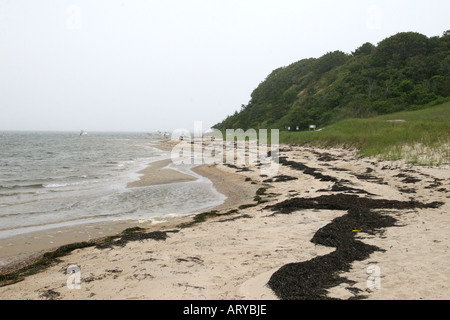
[
  {"left": 374, "top": 32, "right": 430, "bottom": 68},
  {"left": 352, "top": 42, "right": 375, "bottom": 56}
]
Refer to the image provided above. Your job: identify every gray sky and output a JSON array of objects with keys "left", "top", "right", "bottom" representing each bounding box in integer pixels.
[{"left": 0, "top": 0, "right": 449, "bottom": 132}]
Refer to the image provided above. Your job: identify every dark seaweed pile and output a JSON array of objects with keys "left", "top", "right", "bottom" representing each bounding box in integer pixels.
[
  {"left": 265, "top": 194, "right": 443, "bottom": 300},
  {"left": 263, "top": 175, "right": 299, "bottom": 183},
  {"left": 95, "top": 229, "right": 170, "bottom": 249},
  {"left": 278, "top": 156, "right": 338, "bottom": 182}
]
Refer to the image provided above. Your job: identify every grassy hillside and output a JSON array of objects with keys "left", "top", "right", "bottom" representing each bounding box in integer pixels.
[
  {"left": 279, "top": 102, "right": 450, "bottom": 165},
  {"left": 214, "top": 30, "right": 450, "bottom": 132}
]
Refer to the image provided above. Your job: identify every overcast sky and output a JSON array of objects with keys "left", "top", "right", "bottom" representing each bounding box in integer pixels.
[{"left": 0, "top": 0, "right": 449, "bottom": 132}]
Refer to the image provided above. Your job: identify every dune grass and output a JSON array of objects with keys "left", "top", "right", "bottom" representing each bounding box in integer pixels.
[{"left": 279, "top": 102, "right": 450, "bottom": 166}]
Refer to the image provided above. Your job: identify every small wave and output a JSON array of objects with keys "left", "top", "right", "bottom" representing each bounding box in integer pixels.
[
  {"left": 44, "top": 183, "right": 71, "bottom": 188},
  {"left": 43, "top": 180, "right": 92, "bottom": 188},
  {"left": 0, "top": 183, "right": 45, "bottom": 190},
  {"left": 0, "top": 190, "right": 38, "bottom": 198},
  {"left": 0, "top": 192, "right": 20, "bottom": 197}
]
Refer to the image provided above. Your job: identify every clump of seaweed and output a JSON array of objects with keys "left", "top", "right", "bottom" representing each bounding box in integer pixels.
[
  {"left": 263, "top": 175, "right": 299, "bottom": 183},
  {"left": 256, "top": 187, "right": 268, "bottom": 196},
  {"left": 278, "top": 157, "right": 338, "bottom": 182},
  {"left": 177, "top": 210, "right": 239, "bottom": 229},
  {"left": 311, "top": 150, "right": 339, "bottom": 162},
  {"left": 95, "top": 228, "right": 169, "bottom": 249}
]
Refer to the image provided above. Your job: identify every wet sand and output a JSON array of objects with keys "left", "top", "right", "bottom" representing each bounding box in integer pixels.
[
  {"left": 127, "top": 159, "right": 197, "bottom": 188},
  {"left": 0, "top": 141, "right": 449, "bottom": 300}
]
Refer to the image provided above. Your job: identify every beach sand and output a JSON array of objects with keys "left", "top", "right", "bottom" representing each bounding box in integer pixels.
[
  {"left": 0, "top": 140, "right": 449, "bottom": 300},
  {"left": 127, "top": 159, "right": 197, "bottom": 188}
]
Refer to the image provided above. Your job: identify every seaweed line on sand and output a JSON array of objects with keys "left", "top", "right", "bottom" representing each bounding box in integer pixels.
[
  {"left": 264, "top": 194, "right": 443, "bottom": 300},
  {"left": 278, "top": 156, "right": 339, "bottom": 182},
  {"left": 0, "top": 227, "right": 171, "bottom": 287}
]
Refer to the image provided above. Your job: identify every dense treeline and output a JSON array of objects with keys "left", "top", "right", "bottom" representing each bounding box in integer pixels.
[{"left": 213, "top": 31, "right": 450, "bottom": 131}]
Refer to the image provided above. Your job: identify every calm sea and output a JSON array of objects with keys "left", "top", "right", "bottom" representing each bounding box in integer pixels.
[{"left": 0, "top": 131, "right": 225, "bottom": 239}]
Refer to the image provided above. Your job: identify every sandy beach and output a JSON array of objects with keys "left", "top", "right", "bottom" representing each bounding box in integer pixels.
[
  {"left": 0, "top": 140, "right": 449, "bottom": 300},
  {"left": 127, "top": 159, "right": 197, "bottom": 188}
]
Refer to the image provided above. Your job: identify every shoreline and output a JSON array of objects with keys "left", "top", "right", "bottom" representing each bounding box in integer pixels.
[
  {"left": 0, "top": 139, "right": 260, "bottom": 274},
  {"left": 0, "top": 141, "right": 449, "bottom": 300}
]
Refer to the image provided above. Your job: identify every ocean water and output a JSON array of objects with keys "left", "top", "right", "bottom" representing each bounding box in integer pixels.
[{"left": 0, "top": 131, "right": 225, "bottom": 239}]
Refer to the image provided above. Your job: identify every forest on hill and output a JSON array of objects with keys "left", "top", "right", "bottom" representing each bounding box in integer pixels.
[{"left": 213, "top": 30, "right": 450, "bottom": 132}]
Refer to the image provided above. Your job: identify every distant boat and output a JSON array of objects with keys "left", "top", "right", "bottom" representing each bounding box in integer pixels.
[{"left": 79, "top": 130, "right": 87, "bottom": 136}]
